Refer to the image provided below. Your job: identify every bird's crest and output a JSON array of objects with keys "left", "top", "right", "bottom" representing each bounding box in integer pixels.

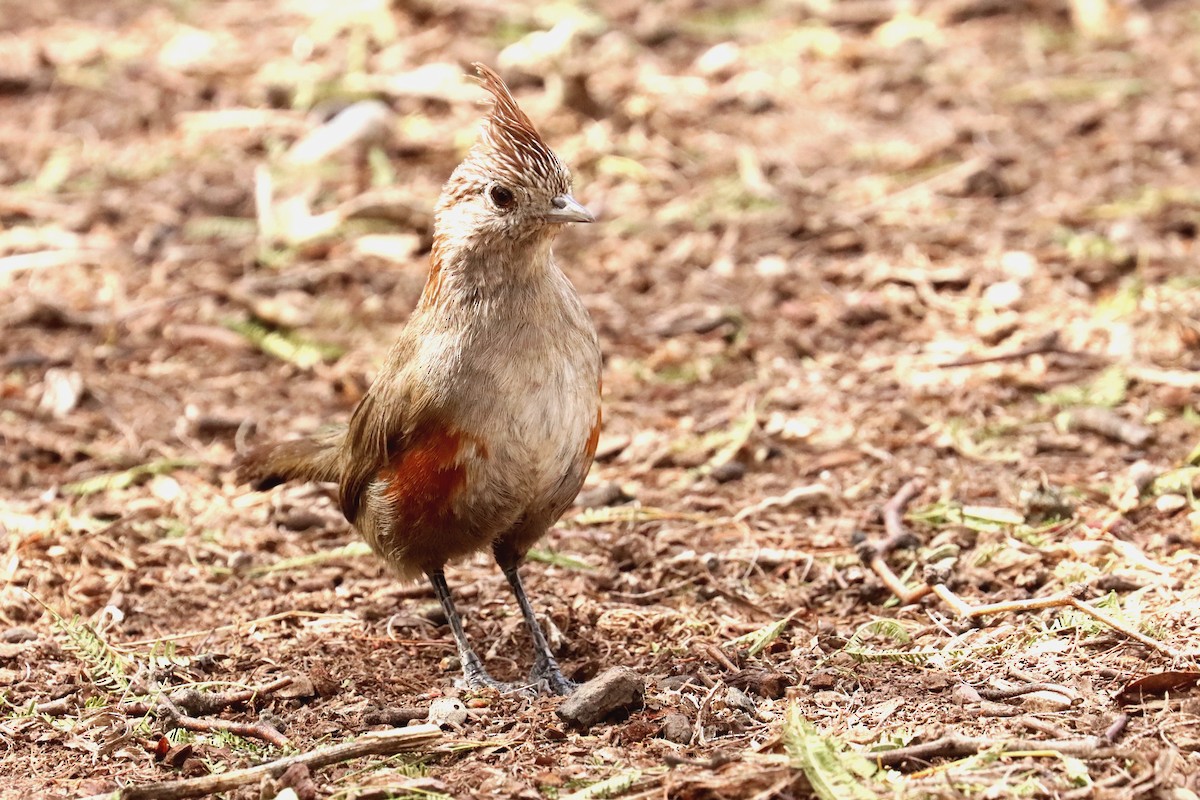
[{"left": 468, "top": 63, "right": 568, "bottom": 191}]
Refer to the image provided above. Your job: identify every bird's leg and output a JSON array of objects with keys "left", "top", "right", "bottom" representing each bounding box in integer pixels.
[
  {"left": 427, "top": 570, "right": 508, "bottom": 691},
  {"left": 497, "top": 558, "right": 576, "bottom": 695}
]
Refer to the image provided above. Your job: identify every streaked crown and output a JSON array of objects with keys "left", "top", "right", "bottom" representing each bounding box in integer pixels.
[{"left": 457, "top": 64, "right": 571, "bottom": 197}]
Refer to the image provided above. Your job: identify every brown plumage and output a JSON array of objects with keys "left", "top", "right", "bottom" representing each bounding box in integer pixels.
[{"left": 236, "top": 64, "right": 601, "bottom": 694}]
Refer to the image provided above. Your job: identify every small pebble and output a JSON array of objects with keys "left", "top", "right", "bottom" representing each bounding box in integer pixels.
[
  {"left": 259, "top": 710, "right": 288, "bottom": 734},
  {"left": 975, "top": 312, "right": 1018, "bottom": 345},
  {"left": 659, "top": 712, "right": 692, "bottom": 744},
  {"left": 807, "top": 670, "right": 838, "bottom": 691},
  {"left": 428, "top": 697, "right": 468, "bottom": 728},
  {"left": 277, "top": 675, "right": 316, "bottom": 700},
  {"left": 227, "top": 551, "right": 254, "bottom": 571},
  {"left": 695, "top": 42, "right": 741, "bottom": 77},
  {"left": 710, "top": 460, "right": 746, "bottom": 483},
  {"left": 723, "top": 686, "right": 756, "bottom": 715},
  {"left": 1128, "top": 460, "right": 1161, "bottom": 493},
  {"left": 754, "top": 255, "right": 788, "bottom": 277},
  {"left": 577, "top": 481, "right": 632, "bottom": 508},
  {"left": 1156, "top": 494, "right": 1187, "bottom": 514},
  {"left": 74, "top": 576, "right": 108, "bottom": 597},
  {"left": 657, "top": 674, "right": 699, "bottom": 691},
  {"left": 812, "top": 690, "right": 846, "bottom": 707},
  {"left": 953, "top": 684, "right": 983, "bottom": 703},
  {"left": 149, "top": 475, "right": 183, "bottom": 504},
  {"left": 556, "top": 666, "right": 645, "bottom": 729},
  {"left": 983, "top": 280, "right": 1024, "bottom": 309},
  {"left": 594, "top": 434, "right": 630, "bottom": 461},
  {"left": 2, "top": 628, "right": 37, "bottom": 643},
  {"left": 999, "top": 250, "right": 1038, "bottom": 281},
  {"left": 275, "top": 508, "right": 328, "bottom": 532}
]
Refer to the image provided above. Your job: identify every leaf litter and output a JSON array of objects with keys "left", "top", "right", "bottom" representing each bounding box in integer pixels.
[{"left": 2, "top": 0, "right": 1200, "bottom": 798}]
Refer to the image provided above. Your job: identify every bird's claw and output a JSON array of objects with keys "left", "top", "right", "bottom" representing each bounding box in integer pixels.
[
  {"left": 530, "top": 658, "right": 577, "bottom": 696},
  {"left": 459, "top": 656, "right": 516, "bottom": 693},
  {"left": 458, "top": 653, "right": 575, "bottom": 696},
  {"left": 460, "top": 672, "right": 517, "bottom": 693}
]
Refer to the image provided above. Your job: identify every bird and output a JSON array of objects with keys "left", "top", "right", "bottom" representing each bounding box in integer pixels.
[{"left": 236, "top": 63, "right": 602, "bottom": 695}]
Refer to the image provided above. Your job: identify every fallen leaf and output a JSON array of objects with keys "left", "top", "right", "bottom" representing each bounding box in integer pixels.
[{"left": 1115, "top": 671, "right": 1200, "bottom": 705}]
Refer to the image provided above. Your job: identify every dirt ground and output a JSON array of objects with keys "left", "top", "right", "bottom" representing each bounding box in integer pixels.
[{"left": 2, "top": 1, "right": 1200, "bottom": 798}]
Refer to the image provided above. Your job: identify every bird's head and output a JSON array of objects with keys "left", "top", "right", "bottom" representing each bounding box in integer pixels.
[{"left": 433, "top": 64, "right": 593, "bottom": 264}]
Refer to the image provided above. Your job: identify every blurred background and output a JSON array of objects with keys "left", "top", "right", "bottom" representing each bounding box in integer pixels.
[{"left": 2, "top": 0, "right": 1199, "bottom": 797}]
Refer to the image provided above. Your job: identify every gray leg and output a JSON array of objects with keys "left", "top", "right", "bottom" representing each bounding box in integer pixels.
[
  {"left": 427, "top": 571, "right": 507, "bottom": 691},
  {"left": 499, "top": 562, "right": 576, "bottom": 695}
]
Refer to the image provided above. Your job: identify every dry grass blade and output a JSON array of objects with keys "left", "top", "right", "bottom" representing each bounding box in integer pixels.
[
  {"left": 571, "top": 506, "right": 711, "bottom": 526},
  {"left": 526, "top": 548, "right": 595, "bottom": 570},
  {"left": 61, "top": 458, "right": 198, "bottom": 496},
  {"left": 924, "top": 584, "right": 1192, "bottom": 661},
  {"left": 223, "top": 318, "right": 344, "bottom": 368},
  {"left": 0, "top": 248, "right": 113, "bottom": 275},
  {"left": 248, "top": 541, "right": 373, "bottom": 575}
]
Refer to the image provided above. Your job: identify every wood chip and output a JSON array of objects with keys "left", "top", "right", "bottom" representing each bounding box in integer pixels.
[{"left": 1064, "top": 406, "right": 1153, "bottom": 448}]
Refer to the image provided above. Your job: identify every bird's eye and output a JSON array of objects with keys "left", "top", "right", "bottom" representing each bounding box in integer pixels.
[{"left": 488, "top": 184, "right": 515, "bottom": 210}]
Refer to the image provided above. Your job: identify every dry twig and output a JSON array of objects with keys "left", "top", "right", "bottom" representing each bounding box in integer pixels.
[
  {"left": 871, "top": 733, "right": 1123, "bottom": 771},
  {"left": 926, "top": 582, "right": 1188, "bottom": 661},
  {"left": 976, "top": 682, "right": 1078, "bottom": 703},
  {"left": 1063, "top": 406, "right": 1153, "bottom": 448},
  {"left": 1014, "top": 716, "right": 1074, "bottom": 739},
  {"left": 701, "top": 642, "right": 740, "bottom": 674},
  {"left": 166, "top": 677, "right": 295, "bottom": 716},
  {"left": 846, "top": 156, "right": 989, "bottom": 219},
  {"left": 881, "top": 479, "right": 924, "bottom": 551},
  {"left": 1104, "top": 713, "right": 1130, "bottom": 744},
  {"left": 118, "top": 676, "right": 296, "bottom": 747},
  {"left": 81, "top": 724, "right": 442, "bottom": 800},
  {"left": 937, "top": 331, "right": 1067, "bottom": 368},
  {"left": 856, "top": 479, "right": 930, "bottom": 604},
  {"left": 859, "top": 482, "right": 1192, "bottom": 660},
  {"left": 690, "top": 680, "right": 724, "bottom": 747},
  {"left": 120, "top": 698, "right": 289, "bottom": 748},
  {"left": 732, "top": 484, "right": 834, "bottom": 522}
]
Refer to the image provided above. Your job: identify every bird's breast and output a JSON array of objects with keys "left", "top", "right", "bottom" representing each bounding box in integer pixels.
[
  {"left": 454, "top": 321, "right": 599, "bottom": 516},
  {"left": 399, "top": 267, "right": 601, "bottom": 533}
]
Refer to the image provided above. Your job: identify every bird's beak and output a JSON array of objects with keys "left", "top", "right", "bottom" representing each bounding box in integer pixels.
[{"left": 544, "top": 194, "right": 595, "bottom": 224}]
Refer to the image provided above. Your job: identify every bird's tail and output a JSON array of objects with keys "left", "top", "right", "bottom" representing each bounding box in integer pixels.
[{"left": 235, "top": 428, "right": 344, "bottom": 490}]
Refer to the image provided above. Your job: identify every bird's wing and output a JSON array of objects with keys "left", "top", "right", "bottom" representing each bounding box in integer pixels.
[{"left": 338, "top": 389, "right": 385, "bottom": 522}]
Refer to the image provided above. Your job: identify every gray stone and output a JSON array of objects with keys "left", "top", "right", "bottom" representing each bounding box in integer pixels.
[
  {"left": 659, "top": 712, "right": 692, "bottom": 744},
  {"left": 556, "top": 666, "right": 645, "bottom": 729}
]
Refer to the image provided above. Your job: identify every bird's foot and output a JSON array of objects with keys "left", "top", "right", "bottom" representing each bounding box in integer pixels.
[
  {"left": 458, "top": 655, "right": 516, "bottom": 693},
  {"left": 530, "top": 658, "right": 577, "bottom": 696}
]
